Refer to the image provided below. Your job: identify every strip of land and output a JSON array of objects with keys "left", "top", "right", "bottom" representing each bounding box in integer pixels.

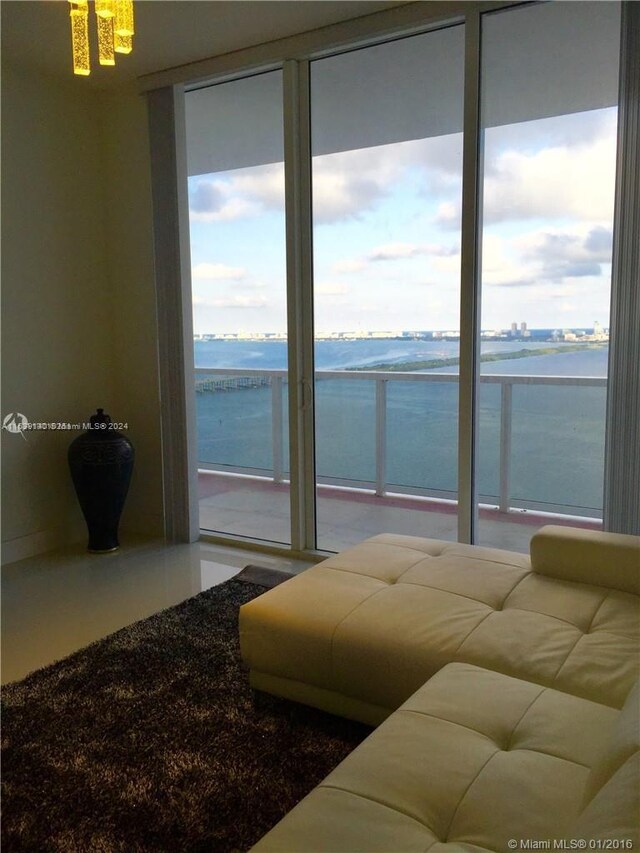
[{"left": 345, "top": 343, "right": 605, "bottom": 373}]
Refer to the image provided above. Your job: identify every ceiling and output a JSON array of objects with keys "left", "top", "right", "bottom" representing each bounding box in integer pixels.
[{"left": 1, "top": 0, "right": 411, "bottom": 89}]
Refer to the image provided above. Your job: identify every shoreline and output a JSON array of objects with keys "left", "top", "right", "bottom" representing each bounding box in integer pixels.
[{"left": 344, "top": 344, "right": 606, "bottom": 373}]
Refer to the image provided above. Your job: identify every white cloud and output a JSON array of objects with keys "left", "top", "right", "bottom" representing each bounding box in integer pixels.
[
  {"left": 480, "top": 224, "right": 613, "bottom": 291},
  {"left": 556, "top": 301, "right": 578, "bottom": 314},
  {"left": 437, "top": 135, "right": 617, "bottom": 229},
  {"left": 311, "top": 139, "right": 444, "bottom": 224},
  {"left": 189, "top": 180, "right": 225, "bottom": 214},
  {"left": 233, "top": 163, "right": 285, "bottom": 210},
  {"left": 193, "top": 294, "right": 268, "bottom": 309},
  {"left": 484, "top": 138, "right": 617, "bottom": 224},
  {"left": 190, "top": 195, "right": 258, "bottom": 223},
  {"left": 368, "top": 242, "right": 423, "bottom": 261},
  {"left": 315, "top": 282, "right": 348, "bottom": 296},
  {"left": 188, "top": 164, "right": 284, "bottom": 222},
  {"left": 192, "top": 262, "right": 246, "bottom": 280},
  {"left": 332, "top": 258, "right": 367, "bottom": 274},
  {"left": 331, "top": 242, "right": 459, "bottom": 277},
  {"left": 432, "top": 252, "right": 459, "bottom": 272},
  {"left": 481, "top": 234, "right": 536, "bottom": 289},
  {"left": 435, "top": 202, "right": 459, "bottom": 228},
  {"left": 368, "top": 242, "right": 458, "bottom": 261},
  {"left": 517, "top": 225, "right": 612, "bottom": 266},
  {"left": 311, "top": 160, "right": 386, "bottom": 224},
  {"left": 511, "top": 224, "right": 612, "bottom": 285}
]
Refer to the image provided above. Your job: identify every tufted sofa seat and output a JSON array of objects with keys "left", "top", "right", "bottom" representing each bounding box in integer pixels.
[
  {"left": 251, "top": 663, "right": 640, "bottom": 852},
  {"left": 240, "top": 526, "right": 640, "bottom": 724}
]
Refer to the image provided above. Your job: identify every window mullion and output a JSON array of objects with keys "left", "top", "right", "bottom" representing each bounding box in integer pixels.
[
  {"left": 604, "top": 1, "right": 640, "bottom": 535},
  {"left": 283, "top": 59, "right": 317, "bottom": 552},
  {"left": 458, "top": 9, "right": 483, "bottom": 545}
]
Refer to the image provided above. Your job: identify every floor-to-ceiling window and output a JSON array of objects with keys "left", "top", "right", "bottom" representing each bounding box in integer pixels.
[
  {"left": 177, "top": 1, "right": 625, "bottom": 555},
  {"left": 476, "top": 0, "right": 620, "bottom": 548}
]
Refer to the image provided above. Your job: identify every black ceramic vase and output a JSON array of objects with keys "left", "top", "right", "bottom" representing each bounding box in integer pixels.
[{"left": 68, "top": 409, "right": 135, "bottom": 553}]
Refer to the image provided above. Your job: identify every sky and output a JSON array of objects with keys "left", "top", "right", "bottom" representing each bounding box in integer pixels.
[{"left": 187, "top": 105, "right": 618, "bottom": 337}]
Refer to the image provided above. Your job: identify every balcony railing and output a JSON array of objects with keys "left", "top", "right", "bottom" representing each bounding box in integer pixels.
[{"left": 195, "top": 367, "right": 606, "bottom": 518}]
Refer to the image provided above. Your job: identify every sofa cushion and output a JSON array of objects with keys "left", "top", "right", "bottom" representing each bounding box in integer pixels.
[
  {"left": 530, "top": 526, "right": 640, "bottom": 595},
  {"left": 251, "top": 664, "right": 620, "bottom": 852},
  {"left": 240, "top": 533, "right": 640, "bottom": 717}
]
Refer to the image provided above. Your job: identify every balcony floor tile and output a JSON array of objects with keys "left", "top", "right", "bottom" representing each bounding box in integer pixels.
[{"left": 200, "top": 472, "right": 602, "bottom": 554}]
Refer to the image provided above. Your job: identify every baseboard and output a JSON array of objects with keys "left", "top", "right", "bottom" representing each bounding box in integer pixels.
[
  {"left": 1, "top": 528, "right": 66, "bottom": 566},
  {"left": 2, "top": 510, "right": 166, "bottom": 566}
]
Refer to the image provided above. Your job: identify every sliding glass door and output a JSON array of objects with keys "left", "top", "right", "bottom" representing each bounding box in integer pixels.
[{"left": 310, "top": 27, "right": 465, "bottom": 551}]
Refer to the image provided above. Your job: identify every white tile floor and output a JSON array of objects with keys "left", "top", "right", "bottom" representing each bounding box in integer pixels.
[{"left": 1, "top": 537, "right": 311, "bottom": 686}]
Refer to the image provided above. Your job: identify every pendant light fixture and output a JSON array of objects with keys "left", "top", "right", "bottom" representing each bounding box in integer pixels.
[{"left": 68, "top": 0, "right": 135, "bottom": 76}]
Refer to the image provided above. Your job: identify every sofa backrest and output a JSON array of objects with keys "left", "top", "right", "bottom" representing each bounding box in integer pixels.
[
  {"left": 570, "top": 680, "right": 639, "bottom": 842},
  {"left": 530, "top": 526, "right": 640, "bottom": 595}
]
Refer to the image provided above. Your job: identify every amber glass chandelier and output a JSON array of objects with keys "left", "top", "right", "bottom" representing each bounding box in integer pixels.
[{"left": 68, "top": 0, "right": 135, "bottom": 76}]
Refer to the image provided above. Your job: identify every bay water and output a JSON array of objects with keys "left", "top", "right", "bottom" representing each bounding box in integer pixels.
[{"left": 195, "top": 340, "right": 607, "bottom": 514}]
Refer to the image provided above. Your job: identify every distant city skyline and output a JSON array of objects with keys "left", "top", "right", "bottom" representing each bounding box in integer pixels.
[{"left": 194, "top": 322, "right": 609, "bottom": 344}]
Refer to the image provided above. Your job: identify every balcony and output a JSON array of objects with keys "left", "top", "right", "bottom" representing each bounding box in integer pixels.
[{"left": 196, "top": 367, "right": 605, "bottom": 553}]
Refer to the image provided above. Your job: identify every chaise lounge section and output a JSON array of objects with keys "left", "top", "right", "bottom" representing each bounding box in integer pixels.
[
  {"left": 240, "top": 526, "right": 640, "bottom": 850},
  {"left": 252, "top": 663, "right": 639, "bottom": 851}
]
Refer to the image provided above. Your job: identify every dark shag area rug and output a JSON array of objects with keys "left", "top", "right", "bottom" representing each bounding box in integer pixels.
[{"left": 1, "top": 567, "right": 370, "bottom": 853}]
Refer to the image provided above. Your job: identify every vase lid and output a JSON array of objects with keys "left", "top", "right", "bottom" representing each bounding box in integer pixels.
[{"left": 90, "top": 408, "right": 112, "bottom": 427}]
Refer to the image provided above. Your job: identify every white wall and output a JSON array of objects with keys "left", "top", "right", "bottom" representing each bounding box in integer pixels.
[{"left": 1, "top": 64, "right": 163, "bottom": 562}]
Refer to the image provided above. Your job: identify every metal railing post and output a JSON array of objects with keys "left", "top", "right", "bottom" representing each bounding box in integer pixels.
[
  {"left": 375, "top": 378, "right": 387, "bottom": 496},
  {"left": 499, "top": 381, "right": 513, "bottom": 513},
  {"left": 272, "top": 374, "right": 284, "bottom": 483}
]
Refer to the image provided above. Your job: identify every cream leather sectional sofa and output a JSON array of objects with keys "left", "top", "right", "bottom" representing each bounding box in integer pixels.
[{"left": 240, "top": 526, "right": 640, "bottom": 851}]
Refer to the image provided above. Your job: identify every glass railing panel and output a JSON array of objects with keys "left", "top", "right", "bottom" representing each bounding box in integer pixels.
[
  {"left": 196, "top": 372, "right": 274, "bottom": 473},
  {"left": 509, "top": 383, "right": 606, "bottom": 514},
  {"left": 476, "top": 381, "right": 501, "bottom": 503},
  {"left": 194, "top": 366, "right": 291, "bottom": 545},
  {"left": 315, "top": 377, "right": 376, "bottom": 484},
  {"left": 386, "top": 378, "right": 458, "bottom": 498}
]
